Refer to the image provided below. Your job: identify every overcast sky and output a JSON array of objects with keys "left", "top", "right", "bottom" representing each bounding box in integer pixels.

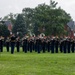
[{"left": 0, "top": 0, "right": 75, "bottom": 20}]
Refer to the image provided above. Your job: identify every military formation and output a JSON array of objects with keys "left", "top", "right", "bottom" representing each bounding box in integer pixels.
[{"left": 0, "top": 34, "right": 75, "bottom": 54}]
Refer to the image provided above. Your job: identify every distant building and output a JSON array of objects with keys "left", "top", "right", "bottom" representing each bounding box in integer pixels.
[
  {"left": 4, "top": 21, "right": 12, "bottom": 31},
  {"left": 0, "top": 20, "right": 12, "bottom": 32},
  {"left": 66, "top": 21, "right": 75, "bottom": 38}
]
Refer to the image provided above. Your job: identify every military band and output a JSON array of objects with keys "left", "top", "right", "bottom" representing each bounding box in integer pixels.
[{"left": 0, "top": 34, "right": 75, "bottom": 54}]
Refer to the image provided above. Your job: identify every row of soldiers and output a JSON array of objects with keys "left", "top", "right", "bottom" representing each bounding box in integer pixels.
[{"left": 0, "top": 34, "right": 75, "bottom": 54}]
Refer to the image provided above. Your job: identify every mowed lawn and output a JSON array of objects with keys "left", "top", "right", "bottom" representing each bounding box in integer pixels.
[{"left": 0, "top": 48, "right": 75, "bottom": 75}]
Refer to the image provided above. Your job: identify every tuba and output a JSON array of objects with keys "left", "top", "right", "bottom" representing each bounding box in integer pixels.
[{"left": 40, "top": 33, "right": 45, "bottom": 39}]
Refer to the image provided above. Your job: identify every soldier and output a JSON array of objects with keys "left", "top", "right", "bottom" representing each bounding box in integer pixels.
[
  {"left": 29, "top": 37, "right": 33, "bottom": 53},
  {"left": 42, "top": 38, "right": 46, "bottom": 53},
  {"left": 0, "top": 36, "right": 2, "bottom": 52},
  {"left": 63, "top": 38, "right": 67, "bottom": 53},
  {"left": 22, "top": 36, "right": 28, "bottom": 53},
  {"left": 51, "top": 36, "right": 55, "bottom": 53},
  {"left": 55, "top": 37, "right": 59, "bottom": 53},
  {"left": 22, "top": 37, "right": 24, "bottom": 52},
  {"left": 29, "top": 35, "right": 35, "bottom": 52},
  {"left": 47, "top": 40, "right": 51, "bottom": 52},
  {"left": 67, "top": 37, "right": 71, "bottom": 53},
  {"left": 27, "top": 37, "right": 30, "bottom": 51},
  {"left": 36, "top": 36, "right": 41, "bottom": 53},
  {"left": 34, "top": 37, "right": 37, "bottom": 52},
  {"left": 60, "top": 37, "right": 64, "bottom": 53},
  {"left": 46, "top": 36, "right": 50, "bottom": 52},
  {"left": 16, "top": 37, "right": 20, "bottom": 52},
  {"left": 71, "top": 38, "right": 75, "bottom": 53},
  {"left": 0, "top": 36, "right": 4, "bottom": 52},
  {"left": 10, "top": 34, "right": 16, "bottom": 54},
  {"left": 6, "top": 37, "right": 10, "bottom": 52},
  {"left": 32, "top": 34, "right": 35, "bottom": 51}
]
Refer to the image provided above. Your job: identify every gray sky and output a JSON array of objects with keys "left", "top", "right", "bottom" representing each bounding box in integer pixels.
[{"left": 0, "top": 0, "right": 75, "bottom": 20}]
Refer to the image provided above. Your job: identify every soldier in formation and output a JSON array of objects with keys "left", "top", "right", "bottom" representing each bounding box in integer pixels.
[
  {"left": 6, "top": 37, "right": 10, "bottom": 52},
  {"left": 16, "top": 36, "right": 20, "bottom": 52},
  {"left": 10, "top": 34, "right": 17, "bottom": 54},
  {"left": 0, "top": 34, "right": 75, "bottom": 54},
  {"left": 0, "top": 36, "right": 4, "bottom": 52}
]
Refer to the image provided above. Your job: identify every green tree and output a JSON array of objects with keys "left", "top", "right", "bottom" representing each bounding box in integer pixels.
[
  {"left": 22, "top": 8, "right": 34, "bottom": 35},
  {"left": 12, "top": 14, "right": 27, "bottom": 37},
  {"left": 32, "top": 0, "right": 72, "bottom": 36},
  {"left": 3, "top": 13, "right": 17, "bottom": 25},
  {"left": 0, "top": 23, "right": 10, "bottom": 37}
]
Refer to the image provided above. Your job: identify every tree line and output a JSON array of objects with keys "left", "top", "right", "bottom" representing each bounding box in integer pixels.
[{"left": 0, "top": 0, "right": 72, "bottom": 37}]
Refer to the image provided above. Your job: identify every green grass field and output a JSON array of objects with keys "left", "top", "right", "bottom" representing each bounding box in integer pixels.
[{"left": 0, "top": 48, "right": 75, "bottom": 75}]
